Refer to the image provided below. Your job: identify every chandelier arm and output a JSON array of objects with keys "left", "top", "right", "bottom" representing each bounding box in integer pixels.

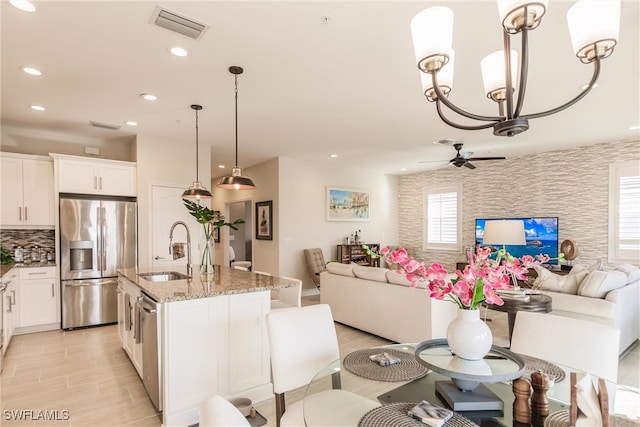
[
  {"left": 432, "top": 73, "right": 504, "bottom": 122},
  {"left": 504, "top": 31, "right": 514, "bottom": 120},
  {"left": 522, "top": 58, "right": 601, "bottom": 120},
  {"left": 435, "top": 101, "right": 497, "bottom": 131},
  {"left": 513, "top": 27, "right": 530, "bottom": 118}
]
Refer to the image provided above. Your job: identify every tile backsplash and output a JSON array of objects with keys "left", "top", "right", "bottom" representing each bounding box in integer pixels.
[{"left": 1, "top": 229, "right": 55, "bottom": 261}]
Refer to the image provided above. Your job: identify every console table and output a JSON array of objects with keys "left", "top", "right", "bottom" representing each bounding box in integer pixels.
[
  {"left": 487, "top": 293, "right": 553, "bottom": 343},
  {"left": 337, "top": 243, "right": 380, "bottom": 267}
]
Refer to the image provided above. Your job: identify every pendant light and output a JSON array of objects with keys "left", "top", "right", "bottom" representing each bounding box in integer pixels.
[
  {"left": 182, "top": 104, "right": 212, "bottom": 199},
  {"left": 217, "top": 66, "right": 256, "bottom": 190}
]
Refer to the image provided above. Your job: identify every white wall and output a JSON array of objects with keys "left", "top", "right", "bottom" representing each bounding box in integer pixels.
[
  {"left": 278, "top": 157, "right": 399, "bottom": 295},
  {"left": 136, "top": 134, "right": 211, "bottom": 268}
]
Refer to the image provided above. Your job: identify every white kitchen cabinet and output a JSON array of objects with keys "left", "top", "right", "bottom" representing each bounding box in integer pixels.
[
  {"left": 55, "top": 155, "right": 137, "bottom": 196},
  {"left": 117, "top": 276, "right": 143, "bottom": 377},
  {"left": 2, "top": 268, "right": 19, "bottom": 355},
  {"left": 18, "top": 267, "right": 57, "bottom": 330},
  {"left": 0, "top": 154, "right": 54, "bottom": 227}
]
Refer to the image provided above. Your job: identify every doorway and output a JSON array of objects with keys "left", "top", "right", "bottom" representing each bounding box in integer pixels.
[{"left": 227, "top": 200, "right": 252, "bottom": 268}]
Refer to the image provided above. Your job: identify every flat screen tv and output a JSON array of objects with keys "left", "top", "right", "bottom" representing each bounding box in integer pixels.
[{"left": 475, "top": 217, "right": 559, "bottom": 264}]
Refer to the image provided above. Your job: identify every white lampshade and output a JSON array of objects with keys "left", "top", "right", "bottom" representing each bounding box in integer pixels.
[
  {"left": 567, "top": 0, "right": 620, "bottom": 62},
  {"left": 497, "top": 0, "right": 548, "bottom": 32},
  {"left": 480, "top": 49, "right": 519, "bottom": 98},
  {"left": 421, "top": 49, "right": 455, "bottom": 100},
  {"left": 411, "top": 7, "right": 454, "bottom": 71},
  {"left": 482, "top": 220, "right": 526, "bottom": 246}
]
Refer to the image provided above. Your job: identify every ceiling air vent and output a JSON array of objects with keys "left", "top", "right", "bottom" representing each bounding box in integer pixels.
[
  {"left": 90, "top": 121, "right": 121, "bottom": 131},
  {"left": 150, "top": 7, "right": 208, "bottom": 40}
]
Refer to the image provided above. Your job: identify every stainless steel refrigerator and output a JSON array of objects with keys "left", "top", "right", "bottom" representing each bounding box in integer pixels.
[{"left": 60, "top": 196, "right": 137, "bottom": 329}]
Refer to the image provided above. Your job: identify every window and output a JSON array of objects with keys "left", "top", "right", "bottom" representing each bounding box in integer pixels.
[
  {"left": 425, "top": 184, "right": 462, "bottom": 251},
  {"left": 609, "top": 161, "right": 640, "bottom": 263}
]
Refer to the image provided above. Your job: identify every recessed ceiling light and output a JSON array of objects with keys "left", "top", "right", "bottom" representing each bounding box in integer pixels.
[
  {"left": 170, "top": 47, "right": 189, "bottom": 57},
  {"left": 629, "top": 125, "right": 640, "bottom": 131},
  {"left": 10, "top": 0, "right": 35, "bottom": 12},
  {"left": 330, "top": 154, "right": 338, "bottom": 158},
  {"left": 218, "top": 165, "right": 225, "bottom": 169},
  {"left": 30, "top": 105, "right": 45, "bottom": 111},
  {"left": 22, "top": 67, "right": 42, "bottom": 76},
  {"left": 140, "top": 93, "right": 157, "bottom": 101},
  {"left": 400, "top": 167, "right": 407, "bottom": 171},
  {"left": 125, "top": 121, "right": 138, "bottom": 126}
]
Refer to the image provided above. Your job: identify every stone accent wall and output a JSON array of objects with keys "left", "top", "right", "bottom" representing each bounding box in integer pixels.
[{"left": 397, "top": 140, "right": 640, "bottom": 271}]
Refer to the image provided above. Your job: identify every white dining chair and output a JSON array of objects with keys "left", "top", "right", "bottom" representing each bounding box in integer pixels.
[
  {"left": 199, "top": 394, "right": 250, "bottom": 427},
  {"left": 510, "top": 311, "right": 620, "bottom": 382},
  {"left": 265, "top": 304, "right": 380, "bottom": 427},
  {"left": 270, "top": 276, "right": 302, "bottom": 310}
]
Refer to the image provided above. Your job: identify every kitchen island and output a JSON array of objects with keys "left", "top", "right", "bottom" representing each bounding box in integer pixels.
[{"left": 118, "top": 266, "right": 296, "bottom": 426}]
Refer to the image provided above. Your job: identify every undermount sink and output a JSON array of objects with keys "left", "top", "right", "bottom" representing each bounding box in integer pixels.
[{"left": 138, "top": 271, "right": 190, "bottom": 282}]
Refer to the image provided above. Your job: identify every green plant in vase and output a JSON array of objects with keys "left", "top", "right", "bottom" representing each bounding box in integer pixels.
[{"left": 183, "top": 199, "right": 245, "bottom": 274}]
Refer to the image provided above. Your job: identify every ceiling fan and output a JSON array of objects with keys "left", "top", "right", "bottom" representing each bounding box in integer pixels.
[{"left": 422, "top": 142, "right": 506, "bottom": 169}]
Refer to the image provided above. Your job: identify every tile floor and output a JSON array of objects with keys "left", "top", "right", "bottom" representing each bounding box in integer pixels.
[{"left": 1, "top": 299, "right": 638, "bottom": 426}]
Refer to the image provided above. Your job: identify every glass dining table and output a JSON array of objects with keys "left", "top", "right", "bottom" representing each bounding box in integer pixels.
[{"left": 303, "top": 341, "right": 640, "bottom": 427}]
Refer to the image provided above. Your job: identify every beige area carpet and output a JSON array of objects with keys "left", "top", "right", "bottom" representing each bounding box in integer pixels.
[{"left": 482, "top": 308, "right": 511, "bottom": 348}]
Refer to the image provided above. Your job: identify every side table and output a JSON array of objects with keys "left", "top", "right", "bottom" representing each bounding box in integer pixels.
[{"left": 487, "top": 294, "right": 553, "bottom": 344}]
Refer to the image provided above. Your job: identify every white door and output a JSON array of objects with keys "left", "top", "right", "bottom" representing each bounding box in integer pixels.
[{"left": 150, "top": 185, "right": 202, "bottom": 271}]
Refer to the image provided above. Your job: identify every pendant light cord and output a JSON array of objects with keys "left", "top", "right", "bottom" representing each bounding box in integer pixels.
[
  {"left": 234, "top": 73, "right": 239, "bottom": 168},
  {"left": 195, "top": 107, "right": 200, "bottom": 181}
]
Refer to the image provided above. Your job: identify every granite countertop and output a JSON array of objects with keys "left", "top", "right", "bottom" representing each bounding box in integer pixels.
[
  {"left": 1, "top": 262, "right": 57, "bottom": 278},
  {"left": 118, "top": 265, "right": 296, "bottom": 303}
]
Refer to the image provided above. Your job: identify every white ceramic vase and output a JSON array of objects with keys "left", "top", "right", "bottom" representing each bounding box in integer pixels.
[{"left": 446, "top": 308, "right": 493, "bottom": 361}]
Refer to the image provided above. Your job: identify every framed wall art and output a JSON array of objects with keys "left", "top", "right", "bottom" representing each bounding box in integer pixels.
[
  {"left": 256, "top": 200, "right": 273, "bottom": 240},
  {"left": 326, "top": 186, "right": 370, "bottom": 222}
]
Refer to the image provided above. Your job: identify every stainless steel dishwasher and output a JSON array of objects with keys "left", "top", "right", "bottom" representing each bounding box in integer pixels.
[{"left": 137, "top": 293, "right": 162, "bottom": 411}]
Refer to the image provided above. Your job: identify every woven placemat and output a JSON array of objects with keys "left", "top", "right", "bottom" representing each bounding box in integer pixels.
[
  {"left": 544, "top": 409, "right": 640, "bottom": 427},
  {"left": 521, "top": 355, "right": 566, "bottom": 383},
  {"left": 343, "top": 348, "right": 429, "bottom": 382},
  {"left": 358, "top": 402, "right": 479, "bottom": 427}
]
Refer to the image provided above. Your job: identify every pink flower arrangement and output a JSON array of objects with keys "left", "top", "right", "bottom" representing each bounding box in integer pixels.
[{"left": 380, "top": 246, "right": 550, "bottom": 310}]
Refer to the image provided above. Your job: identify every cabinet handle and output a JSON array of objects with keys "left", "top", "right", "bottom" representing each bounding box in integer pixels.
[
  {"left": 94, "top": 176, "right": 98, "bottom": 189},
  {"left": 24, "top": 206, "right": 28, "bottom": 220},
  {"left": 99, "top": 176, "right": 103, "bottom": 190},
  {"left": 28, "top": 272, "right": 47, "bottom": 276},
  {"left": 18, "top": 207, "right": 22, "bottom": 220},
  {"left": 11, "top": 290, "right": 16, "bottom": 306},
  {"left": 6, "top": 295, "right": 11, "bottom": 313},
  {"left": 154, "top": 256, "right": 165, "bottom": 260},
  {"left": 51, "top": 283, "right": 55, "bottom": 297}
]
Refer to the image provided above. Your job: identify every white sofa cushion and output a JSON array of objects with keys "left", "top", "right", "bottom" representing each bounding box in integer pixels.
[
  {"left": 385, "top": 270, "right": 413, "bottom": 287},
  {"left": 533, "top": 265, "right": 587, "bottom": 294},
  {"left": 352, "top": 266, "right": 389, "bottom": 282},
  {"left": 326, "top": 262, "right": 356, "bottom": 277},
  {"left": 616, "top": 263, "right": 640, "bottom": 283},
  {"left": 578, "top": 270, "right": 628, "bottom": 298}
]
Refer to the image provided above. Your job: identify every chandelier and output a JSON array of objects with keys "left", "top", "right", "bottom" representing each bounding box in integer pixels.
[{"left": 410, "top": 0, "right": 621, "bottom": 137}]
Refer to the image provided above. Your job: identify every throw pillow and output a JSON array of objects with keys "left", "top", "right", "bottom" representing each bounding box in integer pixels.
[
  {"left": 615, "top": 263, "right": 640, "bottom": 284},
  {"left": 532, "top": 265, "right": 586, "bottom": 295},
  {"left": 577, "top": 270, "right": 628, "bottom": 298},
  {"left": 353, "top": 266, "right": 389, "bottom": 282},
  {"left": 385, "top": 270, "right": 413, "bottom": 287},
  {"left": 326, "top": 262, "right": 356, "bottom": 277}
]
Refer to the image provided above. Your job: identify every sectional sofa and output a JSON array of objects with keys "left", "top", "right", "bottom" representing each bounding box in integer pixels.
[
  {"left": 319, "top": 263, "right": 459, "bottom": 344},
  {"left": 531, "top": 262, "right": 640, "bottom": 355}
]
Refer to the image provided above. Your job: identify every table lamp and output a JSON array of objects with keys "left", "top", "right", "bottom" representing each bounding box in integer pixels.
[{"left": 482, "top": 219, "right": 526, "bottom": 288}]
